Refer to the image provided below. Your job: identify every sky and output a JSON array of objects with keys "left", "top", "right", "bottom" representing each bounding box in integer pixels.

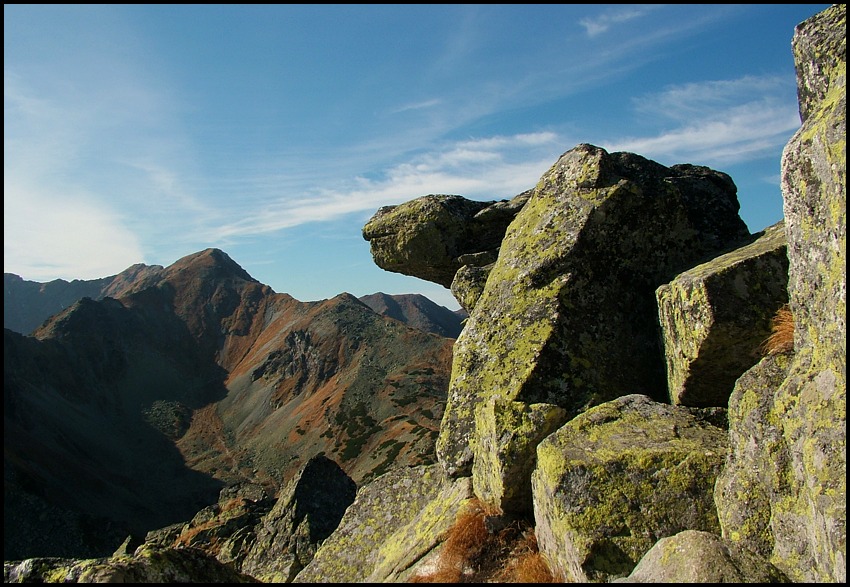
[{"left": 4, "top": 4, "right": 831, "bottom": 311}]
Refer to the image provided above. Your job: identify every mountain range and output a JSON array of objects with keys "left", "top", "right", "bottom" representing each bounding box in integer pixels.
[{"left": 4, "top": 249, "right": 461, "bottom": 560}]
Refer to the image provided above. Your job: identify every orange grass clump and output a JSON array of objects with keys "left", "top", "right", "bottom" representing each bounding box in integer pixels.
[
  {"left": 410, "top": 499, "right": 561, "bottom": 583},
  {"left": 497, "top": 531, "right": 561, "bottom": 583},
  {"left": 759, "top": 304, "right": 795, "bottom": 356}
]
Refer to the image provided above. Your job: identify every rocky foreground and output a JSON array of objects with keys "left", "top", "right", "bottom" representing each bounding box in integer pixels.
[{"left": 5, "top": 4, "right": 844, "bottom": 584}]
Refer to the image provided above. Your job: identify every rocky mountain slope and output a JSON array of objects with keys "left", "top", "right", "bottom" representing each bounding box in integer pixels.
[
  {"left": 4, "top": 4, "right": 844, "bottom": 584},
  {"left": 4, "top": 248, "right": 454, "bottom": 561}
]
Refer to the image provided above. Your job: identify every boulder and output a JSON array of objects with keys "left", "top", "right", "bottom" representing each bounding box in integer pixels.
[
  {"left": 532, "top": 394, "right": 728, "bottom": 582},
  {"left": 362, "top": 191, "right": 530, "bottom": 289},
  {"left": 613, "top": 530, "right": 790, "bottom": 583},
  {"left": 128, "top": 483, "right": 273, "bottom": 575},
  {"left": 241, "top": 455, "right": 356, "bottom": 582},
  {"left": 656, "top": 220, "right": 789, "bottom": 407},
  {"left": 293, "top": 464, "right": 473, "bottom": 583},
  {"left": 471, "top": 399, "right": 567, "bottom": 515},
  {"left": 437, "top": 143, "right": 750, "bottom": 476}
]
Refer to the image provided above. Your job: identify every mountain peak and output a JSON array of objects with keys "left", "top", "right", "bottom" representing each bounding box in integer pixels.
[{"left": 165, "top": 249, "right": 257, "bottom": 284}]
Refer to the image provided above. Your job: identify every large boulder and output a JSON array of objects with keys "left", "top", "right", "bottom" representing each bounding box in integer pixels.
[
  {"left": 532, "top": 394, "right": 729, "bottom": 583},
  {"left": 362, "top": 192, "right": 530, "bottom": 288},
  {"left": 471, "top": 399, "right": 567, "bottom": 515},
  {"left": 656, "top": 220, "right": 789, "bottom": 407},
  {"left": 437, "top": 144, "right": 750, "bottom": 476},
  {"left": 241, "top": 455, "right": 356, "bottom": 582},
  {"left": 613, "top": 530, "right": 790, "bottom": 583},
  {"left": 293, "top": 464, "right": 473, "bottom": 583},
  {"left": 717, "top": 5, "right": 846, "bottom": 582}
]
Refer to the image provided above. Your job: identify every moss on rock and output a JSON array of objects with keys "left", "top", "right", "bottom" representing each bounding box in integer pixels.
[
  {"left": 612, "top": 530, "right": 790, "bottom": 583},
  {"left": 293, "top": 464, "right": 473, "bottom": 583},
  {"left": 472, "top": 399, "right": 567, "bottom": 514},
  {"left": 437, "top": 144, "right": 749, "bottom": 476},
  {"left": 532, "top": 394, "right": 728, "bottom": 582}
]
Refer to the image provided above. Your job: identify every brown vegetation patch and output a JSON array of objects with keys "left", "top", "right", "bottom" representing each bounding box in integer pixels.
[
  {"left": 759, "top": 304, "right": 795, "bottom": 355},
  {"left": 410, "top": 498, "right": 562, "bottom": 583}
]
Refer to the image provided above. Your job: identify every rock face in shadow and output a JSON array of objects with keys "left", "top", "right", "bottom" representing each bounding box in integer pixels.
[
  {"left": 294, "top": 464, "right": 473, "bottom": 583},
  {"left": 241, "top": 455, "right": 356, "bottom": 582}
]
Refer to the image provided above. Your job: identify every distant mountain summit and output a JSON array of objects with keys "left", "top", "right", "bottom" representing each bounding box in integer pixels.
[
  {"left": 4, "top": 249, "right": 463, "bottom": 338},
  {"left": 358, "top": 292, "right": 467, "bottom": 338}
]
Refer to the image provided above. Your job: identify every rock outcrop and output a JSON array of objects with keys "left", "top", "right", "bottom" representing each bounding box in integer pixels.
[
  {"left": 294, "top": 464, "right": 473, "bottom": 583},
  {"left": 656, "top": 220, "right": 789, "bottom": 407},
  {"left": 716, "top": 4, "right": 846, "bottom": 583},
  {"left": 435, "top": 144, "right": 750, "bottom": 477},
  {"left": 240, "top": 455, "right": 356, "bottom": 582},
  {"left": 3, "top": 5, "right": 844, "bottom": 585},
  {"left": 3, "top": 545, "right": 258, "bottom": 583}
]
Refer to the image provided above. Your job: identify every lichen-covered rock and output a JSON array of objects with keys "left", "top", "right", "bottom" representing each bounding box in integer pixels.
[
  {"left": 656, "top": 220, "right": 789, "bottom": 407},
  {"left": 450, "top": 263, "right": 493, "bottom": 313},
  {"left": 241, "top": 455, "right": 356, "bottom": 582},
  {"left": 362, "top": 191, "right": 530, "bottom": 288},
  {"left": 3, "top": 545, "right": 258, "bottom": 583},
  {"left": 293, "top": 464, "right": 473, "bottom": 583},
  {"left": 472, "top": 399, "right": 567, "bottom": 515},
  {"left": 716, "top": 5, "right": 846, "bottom": 583},
  {"left": 532, "top": 394, "right": 728, "bottom": 583},
  {"left": 437, "top": 144, "right": 750, "bottom": 476},
  {"left": 613, "top": 530, "right": 790, "bottom": 583},
  {"left": 714, "top": 352, "right": 793, "bottom": 563}
]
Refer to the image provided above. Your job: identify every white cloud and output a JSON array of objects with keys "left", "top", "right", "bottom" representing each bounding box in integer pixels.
[
  {"left": 207, "top": 132, "right": 562, "bottom": 240},
  {"left": 602, "top": 75, "right": 801, "bottom": 165},
  {"left": 390, "top": 98, "right": 443, "bottom": 114},
  {"left": 579, "top": 6, "right": 656, "bottom": 37}
]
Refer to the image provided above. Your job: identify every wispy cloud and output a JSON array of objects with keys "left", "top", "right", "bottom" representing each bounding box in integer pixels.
[
  {"left": 390, "top": 98, "right": 443, "bottom": 114},
  {"left": 602, "top": 75, "right": 801, "bottom": 165},
  {"left": 208, "top": 132, "right": 562, "bottom": 240},
  {"left": 578, "top": 6, "right": 657, "bottom": 37}
]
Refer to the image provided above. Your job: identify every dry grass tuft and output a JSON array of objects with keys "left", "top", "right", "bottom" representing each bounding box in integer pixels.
[
  {"left": 410, "top": 499, "right": 561, "bottom": 583},
  {"left": 497, "top": 531, "right": 561, "bottom": 583},
  {"left": 759, "top": 304, "right": 795, "bottom": 356}
]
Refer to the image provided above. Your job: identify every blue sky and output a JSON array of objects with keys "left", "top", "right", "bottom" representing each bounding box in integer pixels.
[{"left": 4, "top": 4, "right": 829, "bottom": 310}]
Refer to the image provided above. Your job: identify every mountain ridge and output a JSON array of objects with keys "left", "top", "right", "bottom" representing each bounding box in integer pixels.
[
  {"left": 4, "top": 248, "right": 455, "bottom": 560},
  {"left": 5, "top": 248, "right": 464, "bottom": 339}
]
